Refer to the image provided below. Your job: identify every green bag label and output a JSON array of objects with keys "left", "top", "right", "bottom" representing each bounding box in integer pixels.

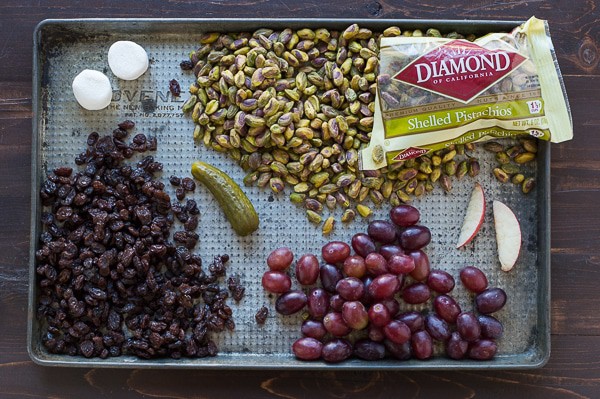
[{"left": 360, "top": 17, "right": 573, "bottom": 171}]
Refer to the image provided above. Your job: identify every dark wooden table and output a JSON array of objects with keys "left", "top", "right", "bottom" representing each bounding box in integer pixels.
[{"left": 2, "top": 1, "right": 599, "bottom": 397}]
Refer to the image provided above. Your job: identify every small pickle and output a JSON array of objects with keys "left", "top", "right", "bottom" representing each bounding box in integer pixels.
[{"left": 191, "top": 161, "right": 259, "bottom": 236}]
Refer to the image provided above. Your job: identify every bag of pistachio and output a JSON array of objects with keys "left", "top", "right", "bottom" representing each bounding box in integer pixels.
[{"left": 361, "top": 17, "right": 572, "bottom": 170}]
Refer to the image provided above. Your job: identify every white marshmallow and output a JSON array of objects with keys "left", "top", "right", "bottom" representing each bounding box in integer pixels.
[
  {"left": 108, "top": 41, "right": 149, "bottom": 80},
  {"left": 72, "top": 69, "right": 113, "bottom": 111}
]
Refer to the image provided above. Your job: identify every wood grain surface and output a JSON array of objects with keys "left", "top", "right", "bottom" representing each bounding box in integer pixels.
[{"left": 1, "top": 0, "right": 599, "bottom": 398}]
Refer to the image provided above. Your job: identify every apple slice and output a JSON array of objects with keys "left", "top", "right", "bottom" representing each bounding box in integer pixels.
[
  {"left": 493, "top": 200, "right": 522, "bottom": 271},
  {"left": 456, "top": 183, "right": 486, "bottom": 248}
]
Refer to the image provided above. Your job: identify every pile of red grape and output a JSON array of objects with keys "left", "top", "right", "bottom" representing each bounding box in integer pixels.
[{"left": 261, "top": 205, "right": 507, "bottom": 363}]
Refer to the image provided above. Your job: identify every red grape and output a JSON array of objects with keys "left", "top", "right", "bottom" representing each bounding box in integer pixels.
[
  {"left": 408, "top": 250, "right": 430, "bottom": 281},
  {"left": 322, "top": 241, "right": 351, "bottom": 264},
  {"left": 446, "top": 331, "right": 468, "bottom": 360},
  {"left": 365, "top": 252, "right": 388, "bottom": 276},
  {"left": 475, "top": 288, "right": 507, "bottom": 314},
  {"left": 361, "top": 276, "right": 374, "bottom": 305},
  {"left": 402, "top": 282, "right": 431, "bottom": 304},
  {"left": 261, "top": 271, "right": 292, "bottom": 294},
  {"left": 379, "top": 244, "right": 404, "bottom": 260},
  {"left": 267, "top": 247, "right": 294, "bottom": 271},
  {"left": 343, "top": 255, "right": 366, "bottom": 278},
  {"left": 295, "top": 253, "right": 320, "bottom": 285},
  {"left": 292, "top": 337, "right": 322, "bottom": 360},
  {"left": 321, "top": 339, "right": 352, "bottom": 363},
  {"left": 301, "top": 320, "right": 327, "bottom": 340},
  {"left": 390, "top": 205, "right": 420, "bottom": 227},
  {"left": 427, "top": 269, "right": 455, "bottom": 294},
  {"left": 399, "top": 225, "right": 431, "bottom": 250},
  {"left": 323, "top": 312, "right": 351, "bottom": 337},
  {"left": 425, "top": 313, "right": 451, "bottom": 342},
  {"left": 388, "top": 254, "right": 415, "bottom": 275},
  {"left": 468, "top": 339, "right": 497, "bottom": 360},
  {"left": 368, "top": 303, "right": 391, "bottom": 327},
  {"left": 433, "top": 295, "right": 461, "bottom": 323},
  {"left": 411, "top": 330, "right": 433, "bottom": 359},
  {"left": 385, "top": 339, "right": 412, "bottom": 360},
  {"left": 275, "top": 290, "right": 307, "bottom": 315},
  {"left": 368, "top": 273, "right": 400, "bottom": 300},
  {"left": 354, "top": 339, "right": 386, "bottom": 360},
  {"left": 456, "top": 312, "right": 481, "bottom": 342},
  {"left": 460, "top": 266, "right": 488, "bottom": 293},
  {"left": 342, "top": 301, "right": 369, "bottom": 330},
  {"left": 396, "top": 311, "right": 425, "bottom": 333},
  {"left": 307, "top": 288, "right": 329, "bottom": 320},
  {"left": 351, "top": 233, "right": 376, "bottom": 257},
  {"left": 368, "top": 325, "right": 386, "bottom": 342},
  {"left": 336, "top": 277, "right": 365, "bottom": 301},
  {"left": 367, "top": 220, "right": 397, "bottom": 244},
  {"left": 478, "top": 315, "right": 504, "bottom": 339},
  {"left": 383, "top": 320, "right": 411, "bottom": 344},
  {"left": 320, "top": 263, "right": 343, "bottom": 293},
  {"left": 380, "top": 298, "right": 400, "bottom": 317},
  {"left": 329, "top": 294, "right": 345, "bottom": 312}
]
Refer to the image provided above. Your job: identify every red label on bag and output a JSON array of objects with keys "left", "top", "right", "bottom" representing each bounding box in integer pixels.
[
  {"left": 393, "top": 40, "right": 527, "bottom": 103},
  {"left": 391, "top": 147, "right": 429, "bottom": 161}
]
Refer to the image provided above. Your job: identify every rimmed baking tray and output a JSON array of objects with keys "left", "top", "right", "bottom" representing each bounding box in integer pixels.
[{"left": 29, "top": 18, "right": 550, "bottom": 369}]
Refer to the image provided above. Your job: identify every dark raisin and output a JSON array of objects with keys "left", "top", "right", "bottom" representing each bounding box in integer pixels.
[
  {"left": 176, "top": 187, "right": 186, "bottom": 201},
  {"left": 181, "top": 178, "right": 196, "bottom": 192},
  {"left": 185, "top": 199, "right": 199, "bottom": 215},
  {"left": 41, "top": 212, "right": 54, "bottom": 225},
  {"left": 184, "top": 215, "right": 198, "bottom": 231},
  {"left": 54, "top": 167, "right": 73, "bottom": 177},
  {"left": 147, "top": 136, "right": 157, "bottom": 151},
  {"left": 169, "top": 176, "right": 181, "bottom": 186},
  {"left": 79, "top": 340, "right": 95, "bottom": 357},
  {"left": 255, "top": 306, "right": 268, "bottom": 324},
  {"left": 169, "top": 79, "right": 181, "bottom": 97},
  {"left": 118, "top": 120, "right": 135, "bottom": 130},
  {"left": 180, "top": 60, "right": 194, "bottom": 70},
  {"left": 112, "top": 128, "right": 128, "bottom": 139},
  {"left": 133, "top": 134, "right": 147, "bottom": 145},
  {"left": 87, "top": 132, "right": 99, "bottom": 146}
]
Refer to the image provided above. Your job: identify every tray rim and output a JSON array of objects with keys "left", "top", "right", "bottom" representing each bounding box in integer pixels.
[{"left": 28, "top": 17, "right": 550, "bottom": 370}]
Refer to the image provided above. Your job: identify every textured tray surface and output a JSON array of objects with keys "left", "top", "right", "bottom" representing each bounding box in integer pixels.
[{"left": 29, "top": 19, "right": 549, "bottom": 369}]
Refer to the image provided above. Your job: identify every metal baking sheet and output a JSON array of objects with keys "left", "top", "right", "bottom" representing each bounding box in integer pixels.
[{"left": 29, "top": 18, "right": 550, "bottom": 369}]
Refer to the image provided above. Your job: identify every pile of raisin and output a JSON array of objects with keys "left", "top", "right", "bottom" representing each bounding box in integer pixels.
[{"left": 36, "top": 121, "right": 243, "bottom": 359}]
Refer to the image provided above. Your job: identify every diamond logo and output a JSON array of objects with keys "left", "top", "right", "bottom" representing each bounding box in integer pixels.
[
  {"left": 393, "top": 40, "right": 527, "bottom": 103},
  {"left": 392, "top": 147, "right": 429, "bottom": 162}
]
